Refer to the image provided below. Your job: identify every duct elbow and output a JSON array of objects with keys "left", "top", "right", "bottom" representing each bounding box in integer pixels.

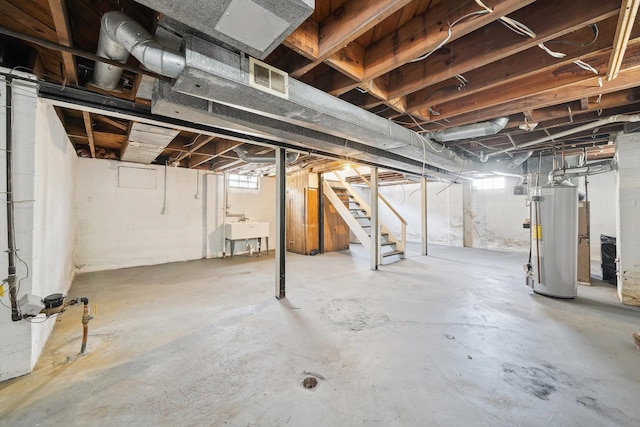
[
  {"left": 506, "top": 151, "right": 533, "bottom": 169},
  {"left": 487, "top": 117, "right": 510, "bottom": 134},
  {"left": 92, "top": 11, "right": 185, "bottom": 90}
]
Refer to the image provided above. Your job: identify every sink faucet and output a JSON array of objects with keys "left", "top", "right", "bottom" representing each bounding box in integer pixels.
[{"left": 238, "top": 214, "right": 249, "bottom": 222}]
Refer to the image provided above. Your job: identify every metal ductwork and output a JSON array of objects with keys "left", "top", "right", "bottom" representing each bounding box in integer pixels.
[
  {"left": 91, "top": 13, "right": 526, "bottom": 178},
  {"left": 505, "top": 151, "right": 533, "bottom": 169},
  {"left": 426, "top": 117, "right": 509, "bottom": 142},
  {"left": 92, "top": 11, "right": 185, "bottom": 90},
  {"left": 156, "top": 35, "right": 477, "bottom": 174},
  {"left": 233, "top": 147, "right": 299, "bottom": 163},
  {"left": 548, "top": 159, "right": 617, "bottom": 183},
  {"left": 133, "top": 0, "right": 314, "bottom": 60}
]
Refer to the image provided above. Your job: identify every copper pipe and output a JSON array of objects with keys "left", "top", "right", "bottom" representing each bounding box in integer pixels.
[{"left": 80, "top": 297, "right": 90, "bottom": 354}]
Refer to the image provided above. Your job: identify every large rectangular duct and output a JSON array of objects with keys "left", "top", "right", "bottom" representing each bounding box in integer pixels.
[
  {"left": 152, "top": 81, "right": 456, "bottom": 179},
  {"left": 121, "top": 122, "right": 180, "bottom": 164},
  {"left": 159, "top": 36, "right": 469, "bottom": 174},
  {"left": 134, "top": 0, "right": 314, "bottom": 59}
]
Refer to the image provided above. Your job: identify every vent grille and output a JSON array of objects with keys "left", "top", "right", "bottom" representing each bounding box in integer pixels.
[{"left": 249, "top": 57, "right": 289, "bottom": 99}]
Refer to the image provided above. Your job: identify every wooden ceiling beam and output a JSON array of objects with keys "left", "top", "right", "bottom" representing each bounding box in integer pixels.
[
  {"left": 432, "top": 65, "right": 640, "bottom": 128},
  {"left": 289, "top": 0, "right": 411, "bottom": 78},
  {"left": 607, "top": 0, "right": 640, "bottom": 80},
  {"left": 189, "top": 140, "right": 244, "bottom": 168},
  {"left": 339, "top": 91, "right": 385, "bottom": 110},
  {"left": 383, "top": 0, "right": 621, "bottom": 101},
  {"left": 282, "top": 19, "right": 320, "bottom": 60},
  {"left": 425, "top": 43, "right": 640, "bottom": 121},
  {"left": 171, "top": 135, "right": 216, "bottom": 163},
  {"left": 47, "top": 0, "right": 77, "bottom": 85},
  {"left": 92, "top": 114, "right": 128, "bottom": 132},
  {"left": 405, "top": 16, "right": 632, "bottom": 112},
  {"left": 0, "top": 1, "right": 58, "bottom": 41},
  {"left": 325, "top": 41, "right": 365, "bottom": 81},
  {"left": 509, "top": 90, "right": 640, "bottom": 128},
  {"left": 82, "top": 111, "right": 96, "bottom": 158},
  {"left": 319, "top": 0, "right": 536, "bottom": 96}
]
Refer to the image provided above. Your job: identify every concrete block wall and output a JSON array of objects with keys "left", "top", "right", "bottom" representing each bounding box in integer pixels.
[
  {"left": 226, "top": 176, "right": 277, "bottom": 255},
  {"left": 463, "top": 177, "right": 529, "bottom": 252},
  {"left": 74, "top": 164, "right": 277, "bottom": 272},
  {"left": 0, "top": 75, "right": 77, "bottom": 381},
  {"left": 587, "top": 172, "right": 616, "bottom": 277},
  {"left": 354, "top": 180, "right": 464, "bottom": 247},
  {"left": 615, "top": 133, "right": 640, "bottom": 306}
]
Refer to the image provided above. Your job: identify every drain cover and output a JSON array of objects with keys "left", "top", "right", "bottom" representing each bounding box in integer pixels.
[{"left": 302, "top": 377, "right": 318, "bottom": 389}]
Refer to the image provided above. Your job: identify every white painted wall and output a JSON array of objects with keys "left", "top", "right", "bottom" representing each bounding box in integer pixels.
[
  {"left": 354, "top": 180, "right": 464, "bottom": 247},
  {"left": 31, "top": 100, "right": 77, "bottom": 365},
  {"left": 463, "top": 177, "right": 529, "bottom": 251},
  {"left": 226, "top": 176, "right": 277, "bottom": 254},
  {"left": 425, "top": 182, "right": 464, "bottom": 246},
  {"left": 615, "top": 134, "right": 640, "bottom": 305},
  {"left": 0, "top": 75, "right": 76, "bottom": 381},
  {"left": 586, "top": 172, "right": 616, "bottom": 275},
  {"left": 75, "top": 164, "right": 277, "bottom": 272}
]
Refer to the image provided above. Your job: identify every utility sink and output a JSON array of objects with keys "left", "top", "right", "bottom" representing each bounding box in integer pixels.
[{"left": 225, "top": 222, "right": 269, "bottom": 240}]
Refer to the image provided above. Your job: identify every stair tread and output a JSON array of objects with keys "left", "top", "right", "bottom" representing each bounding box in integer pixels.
[
  {"left": 381, "top": 241, "right": 396, "bottom": 246},
  {"left": 382, "top": 250, "right": 405, "bottom": 257}
]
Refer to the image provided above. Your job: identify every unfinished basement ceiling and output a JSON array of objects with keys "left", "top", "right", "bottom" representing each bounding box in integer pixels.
[{"left": 1, "top": 0, "right": 640, "bottom": 175}]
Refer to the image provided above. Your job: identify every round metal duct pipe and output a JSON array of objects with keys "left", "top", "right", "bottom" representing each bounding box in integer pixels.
[
  {"left": 426, "top": 117, "right": 509, "bottom": 142},
  {"left": 93, "top": 11, "right": 186, "bottom": 90}
]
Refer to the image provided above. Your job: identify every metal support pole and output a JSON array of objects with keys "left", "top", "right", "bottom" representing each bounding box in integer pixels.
[
  {"left": 4, "top": 77, "right": 19, "bottom": 321},
  {"left": 275, "top": 148, "right": 286, "bottom": 299},
  {"left": 421, "top": 177, "right": 428, "bottom": 256},
  {"left": 370, "top": 167, "right": 379, "bottom": 270}
]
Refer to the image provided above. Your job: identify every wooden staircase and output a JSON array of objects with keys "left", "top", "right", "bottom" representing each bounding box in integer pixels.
[{"left": 323, "top": 172, "right": 406, "bottom": 264}]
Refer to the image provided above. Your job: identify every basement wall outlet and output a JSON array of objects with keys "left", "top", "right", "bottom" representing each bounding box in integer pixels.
[{"left": 194, "top": 194, "right": 201, "bottom": 199}]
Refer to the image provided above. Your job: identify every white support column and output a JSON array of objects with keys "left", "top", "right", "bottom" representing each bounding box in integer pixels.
[
  {"left": 616, "top": 133, "right": 640, "bottom": 306},
  {"left": 421, "top": 177, "right": 428, "bottom": 256},
  {"left": 275, "top": 148, "right": 286, "bottom": 299},
  {"left": 370, "top": 167, "right": 379, "bottom": 270}
]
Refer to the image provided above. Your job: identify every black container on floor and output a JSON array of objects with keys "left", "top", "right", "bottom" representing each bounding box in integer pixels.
[{"left": 600, "top": 234, "right": 617, "bottom": 285}]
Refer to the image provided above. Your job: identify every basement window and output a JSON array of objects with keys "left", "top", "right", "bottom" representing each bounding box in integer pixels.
[
  {"left": 472, "top": 176, "right": 505, "bottom": 191},
  {"left": 228, "top": 174, "right": 259, "bottom": 190}
]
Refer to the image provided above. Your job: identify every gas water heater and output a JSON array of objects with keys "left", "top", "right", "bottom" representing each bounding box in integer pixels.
[{"left": 527, "top": 184, "right": 579, "bottom": 298}]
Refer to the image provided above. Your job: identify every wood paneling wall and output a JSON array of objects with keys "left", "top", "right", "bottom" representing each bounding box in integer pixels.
[
  {"left": 323, "top": 192, "right": 349, "bottom": 252},
  {"left": 286, "top": 170, "right": 348, "bottom": 254}
]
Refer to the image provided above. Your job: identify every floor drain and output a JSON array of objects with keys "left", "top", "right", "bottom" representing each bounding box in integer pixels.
[{"left": 302, "top": 377, "right": 318, "bottom": 389}]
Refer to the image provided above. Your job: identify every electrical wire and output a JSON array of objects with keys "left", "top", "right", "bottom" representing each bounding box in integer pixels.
[
  {"left": 574, "top": 60, "right": 599, "bottom": 74},
  {"left": 410, "top": 8, "right": 492, "bottom": 63},
  {"left": 538, "top": 43, "right": 566, "bottom": 58},
  {"left": 407, "top": 114, "right": 445, "bottom": 153},
  {"left": 436, "top": 159, "right": 466, "bottom": 195},
  {"left": 499, "top": 17, "right": 537, "bottom": 38},
  {"left": 24, "top": 314, "right": 57, "bottom": 323},
  {"left": 14, "top": 249, "right": 29, "bottom": 296},
  {"left": 546, "top": 24, "right": 599, "bottom": 47}
]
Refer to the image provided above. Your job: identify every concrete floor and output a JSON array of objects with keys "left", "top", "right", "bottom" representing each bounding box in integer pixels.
[{"left": 1, "top": 244, "right": 639, "bottom": 426}]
